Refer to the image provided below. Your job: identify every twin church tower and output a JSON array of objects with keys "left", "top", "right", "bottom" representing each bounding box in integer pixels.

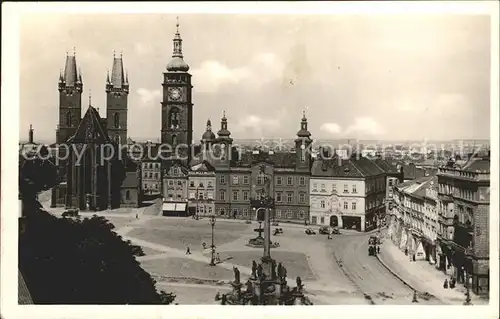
[{"left": 55, "top": 19, "right": 193, "bottom": 154}]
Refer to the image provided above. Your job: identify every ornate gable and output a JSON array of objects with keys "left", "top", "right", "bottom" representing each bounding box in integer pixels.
[{"left": 68, "top": 106, "right": 111, "bottom": 144}]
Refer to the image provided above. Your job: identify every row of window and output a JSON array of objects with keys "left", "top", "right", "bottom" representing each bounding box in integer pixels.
[
  {"left": 143, "top": 183, "right": 160, "bottom": 189},
  {"left": 438, "top": 183, "right": 479, "bottom": 201},
  {"left": 196, "top": 205, "right": 214, "bottom": 214},
  {"left": 214, "top": 207, "right": 306, "bottom": 219},
  {"left": 144, "top": 172, "right": 160, "bottom": 179},
  {"left": 144, "top": 163, "right": 161, "bottom": 169},
  {"left": 316, "top": 199, "right": 357, "bottom": 210},
  {"left": 312, "top": 183, "right": 357, "bottom": 194},
  {"left": 189, "top": 180, "right": 214, "bottom": 188},
  {"left": 220, "top": 175, "right": 307, "bottom": 186},
  {"left": 190, "top": 191, "right": 214, "bottom": 200}
]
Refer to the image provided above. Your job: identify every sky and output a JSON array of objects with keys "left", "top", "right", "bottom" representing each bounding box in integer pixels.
[{"left": 19, "top": 13, "right": 492, "bottom": 143}]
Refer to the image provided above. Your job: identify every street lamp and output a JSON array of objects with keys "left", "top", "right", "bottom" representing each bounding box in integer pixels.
[
  {"left": 209, "top": 214, "right": 216, "bottom": 266},
  {"left": 195, "top": 186, "right": 199, "bottom": 220},
  {"left": 464, "top": 271, "right": 472, "bottom": 305}
]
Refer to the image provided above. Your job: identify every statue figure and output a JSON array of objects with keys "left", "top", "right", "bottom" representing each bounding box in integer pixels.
[
  {"left": 251, "top": 260, "right": 257, "bottom": 278},
  {"left": 277, "top": 262, "right": 283, "bottom": 280},
  {"left": 271, "top": 259, "right": 277, "bottom": 279},
  {"left": 257, "top": 264, "right": 264, "bottom": 279},
  {"left": 296, "top": 276, "right": 303, "bottom": 291},
  {"left": 233, "top": 266, "right": 241, "bottom": 284},
  {"left": 221, "top": 293, "right": 227, "bottom": 305},
  {"left": 283, "top": 266, "right": 288, "bottom": 280},
  {"left": 245, "top": 279, "right": 253, "bottom": 293}
]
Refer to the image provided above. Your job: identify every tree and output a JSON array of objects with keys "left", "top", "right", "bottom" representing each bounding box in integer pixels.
[{"left": 19, "top": 208, "right": 176, "bottom": 304}]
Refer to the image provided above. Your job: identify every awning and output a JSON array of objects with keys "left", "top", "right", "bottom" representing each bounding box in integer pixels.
[
  {"left": 162, "top": 203, "right": 176, "bottom": 211},
  {"left": 175, "top": 203, "right": 186, "bottom": 211}
]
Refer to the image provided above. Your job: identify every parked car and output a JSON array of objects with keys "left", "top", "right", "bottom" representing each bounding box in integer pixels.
[
  {"left": 305, "top": 228, "right": 316, "bottom": 235},
  {"left": 62, "top": 209, "right": 79, "bottom": 218},
  {"left": 319, "top": 226, "right": 330, "bottom": 235},
  {"left": 273, "top": 228, "right": 284, "bottom": 235},
  {"left": 331, "top": 227, "right": 341, "bottom": 235}
]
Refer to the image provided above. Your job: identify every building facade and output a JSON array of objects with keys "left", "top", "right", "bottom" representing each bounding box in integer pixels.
[
  {"left": 436, "top": 154, "right": 490, "bottom": 295},
  {"left": 196, "top": 113, "right": 313, "bottom": 221},
  {"left": 141, "top": 144, "right": 162, "bottom": 195},
  {"left": 50, "top": 51, "right": 140, "bottom": 210},
  {"left": 389, "top": 176, "right": 439, "bottom": 265},
  {"left": 188, "top": 161, "right": 216, "bottom": 217},
  {"left": 310, "top": 152, "right": 386, "bottom": 232}
]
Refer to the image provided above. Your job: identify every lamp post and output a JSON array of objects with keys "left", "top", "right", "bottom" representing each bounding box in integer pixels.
[
  {"left": 209, "top": 214, "right": 216, "bottom": 266},
  {"left": 464, "top": 271, "right": 472, "bottom": 305},
  {"left": 195, "top": 186, "right": 199, "bottom": 219}
]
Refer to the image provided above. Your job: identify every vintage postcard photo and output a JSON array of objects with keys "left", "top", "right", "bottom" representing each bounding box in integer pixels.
[{"left": 1, "top": 2, "right": 499, "bottom": 319}]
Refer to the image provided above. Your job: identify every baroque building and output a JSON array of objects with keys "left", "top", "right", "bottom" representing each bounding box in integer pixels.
[
  {"left": 188, "top": 113, "right": 312, "bottom": 222},
  {"left": 309, "top": 150, "right": 386, "bottom": 232}
]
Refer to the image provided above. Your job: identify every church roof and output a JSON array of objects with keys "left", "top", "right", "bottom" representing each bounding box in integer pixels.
[
  {"left": 122, "top": 171, "right": 139, "bottom": 188},
  {"left": 68, "top": 106, "right": 111, "bottom": 144},
  {"left": 110, "top": 54, "right": 127, "bottom": 88},
  {"left": 62, "top": 54, "right": 81, "bottom": 87}
]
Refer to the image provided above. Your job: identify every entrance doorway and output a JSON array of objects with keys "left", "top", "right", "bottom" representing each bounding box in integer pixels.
[
  {"left": 341, "top": 216, "right": 361, "bottom": 231},
  {"left": 330, "top": 215, "right": 339, "bottom": 227}
]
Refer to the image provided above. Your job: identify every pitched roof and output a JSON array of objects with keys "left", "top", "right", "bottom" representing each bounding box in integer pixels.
[
  {"left": 68, "top": 106, "right": 111, "bottom": 144},
  {"left": 396, "top": 176, "right": 436, "bottom": 199},
  {"left": 372, "top": 159, "right": 399, "bottom": 174},
  {"left": 190, "top": 160, "right": 215, "bottom": 172},
  {"left": 311, "top": 156, "right": 385, "bottom": 178},
  {"left": 122, "top": 171, "right": 138, "bottom": 188},
  {"left": 462, "top": 158, "right": 490, "bottom": 173}
]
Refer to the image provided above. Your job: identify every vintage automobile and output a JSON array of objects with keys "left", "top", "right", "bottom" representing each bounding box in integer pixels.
[
  {"left": 272, "top": 221, "right": 279, "bottom": 226},
  {"left": 319, "top": 226, "right": 330, "bottom": 235},
  {"left": 305, "top": 228, "right": 316, "bottom": 235},
  {"left": 331, "top": 227, "right": 341, "bottom": 235},
  {"left": 62, "top": 209, "right": 79, "bottom": 218},
  {"left": 273, "top": 228, "right": 284, "bottom": 235}
]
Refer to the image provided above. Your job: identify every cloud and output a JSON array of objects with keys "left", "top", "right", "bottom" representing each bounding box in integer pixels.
[
  {"left": 320, "top": 122, "right": 342, "bottom": 135},
  {"left": 344, "top": 117, "right": 386, "bottom": 137},
  {"left": 191, "top": 53, "right": 284, "bottom": 93},
  {"left": 134, "top": 42, "right": 155, "bottom": 56},
  {"left": 233, "top": 114, "right": 281, "bottom": 136},
  {"left": 136, "top": 88, "right": 161, "bottom": 105}
]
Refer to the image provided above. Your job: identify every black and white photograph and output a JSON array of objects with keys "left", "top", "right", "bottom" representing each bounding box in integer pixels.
[{"left": 2, "top": 2, "right": 499, "bottom": 319}]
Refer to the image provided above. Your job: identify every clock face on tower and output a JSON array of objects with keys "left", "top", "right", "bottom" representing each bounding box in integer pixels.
[{"left": 168, "top": 87, "right": 182, "bottom": 101}]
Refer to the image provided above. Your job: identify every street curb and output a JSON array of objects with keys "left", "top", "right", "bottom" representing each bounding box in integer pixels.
[
  {"left": 375, "top": 254, "right": 448, "bottom": 305},
  {"left": 374, "top": 254, "right": 416, "bottom": 291}
]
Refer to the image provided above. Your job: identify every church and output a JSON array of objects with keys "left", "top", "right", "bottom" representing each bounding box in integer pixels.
[{"left": 50, "top": 51, "right": 140, "bottom": 210}]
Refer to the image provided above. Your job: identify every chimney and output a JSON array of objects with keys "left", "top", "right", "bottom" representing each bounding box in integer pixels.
[
  {"left": 28, "top": 124, "right": 34, "bottom": 143},
  {"left": 399, "top": 165, "right": 404, "bottom": 183}
]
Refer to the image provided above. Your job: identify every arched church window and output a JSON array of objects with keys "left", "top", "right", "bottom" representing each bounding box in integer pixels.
[
  {"left": 125, "top": 190, "right": 130, "bottom": 200},
  {"left": 114, "top": 113, "right": 120, "bottom": 128},
  {"left": 66, "top": 111, "right": 72, "bottom": 127},
  {"left": 169, "top": 109, "right": 180, "bottom": 128},
  {"left": 172, "top": 135, "right": 177, "bottom": 146},
  {"left": 114, "top": 135, "right": 120, "bottom": 145}
]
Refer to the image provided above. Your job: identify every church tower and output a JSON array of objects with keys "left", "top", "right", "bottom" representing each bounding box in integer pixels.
[
  {"left": 161, "top": 18, "right": 193, "bottom": 163},
  {"left": 57, "top": 50, "right": 83, "bottom": 144},
  {"left": 106, "top": 51, "right": 129, "bottom": 145},
  {"left": 295, "top": 111, "right": 313, "bottom": 171}
]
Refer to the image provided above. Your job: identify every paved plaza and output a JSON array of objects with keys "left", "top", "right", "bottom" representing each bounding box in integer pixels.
[{"left": 39, "top": 191, "right": 484, "bottom": 305}]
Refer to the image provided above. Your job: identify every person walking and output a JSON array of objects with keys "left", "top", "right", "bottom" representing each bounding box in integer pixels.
[
  {"left": 216, "top": 253, "right": 220, "bottom": 263},
  {"left": 186, "top": 246, "right": 191, "bottom": 255}
]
